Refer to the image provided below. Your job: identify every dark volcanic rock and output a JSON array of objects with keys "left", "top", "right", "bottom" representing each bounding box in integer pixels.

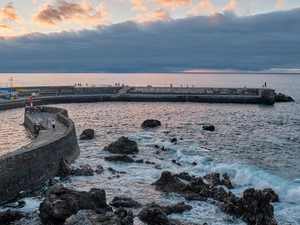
[
  {"left": 203, "top": 172, "right": 234, "bottom": 189},
  {"left": 137, "top": 202, "right": 192, "bottom": 225},
  {"left": 105, "top": 154, "right": 135, "bottom": 163},
  {"left": 103, "top": 136, "right": 139, "bottom": 154},
  {"left": 262, "top": 188, "right": 279, "bottom": 202},
  {"left": 274, "top": 93, "right": 294, "bottom": 102},
  {"left": 202, "top": 125, "right": 215, "bottom": 131},
  {"left": 39, "top": 185, "right": 112, "bottom": 225},
  {"left": 110, "top": 196, "right": 142, "bottom": 208},
  {"left": 0, "top": 210, "right": 25, "bottom": 223},
  {"left": 80, "top": 129, "right": 95, "bottom": 140},
  {"left": 154, "top": 171, "right": 278, "bottom": 225},
  {"left": 218, "top": 188, "right": 278, "bottom": 225},
  {"left": 141, "top": 119, "right": 161, "bottom": 128},
  {"left": 64, "top": 208, "right": 134, "bottom": 225},
  {"left": 70, "top": 164, "right": 94, "bottom": 176}
]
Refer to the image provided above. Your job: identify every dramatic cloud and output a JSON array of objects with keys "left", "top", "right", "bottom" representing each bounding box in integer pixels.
[
  {"left": 0, "top": 8, "right": 300, "bottom": 72},
  {"left": 153, "top": 0, "right": 192, "bottom": 10},
  {"left": 131, "top": 0, "right": 148, "bottom": 11},
  {"left": 32, "top": 1, "right": 109, "bottom": 27},
  {"left": 222, "top": 0, "right": 238, "bottom": 12},
  {"left": 187, "top": 0, "right": 215, "bottom": 16},
  {"left": 0, "top": 24, "right": 11, "bottom": 31},
  {"left": 137, "top": 8, "right": 170, "bottom": 21},
  {"left": 0, "top": 3, "right": 23, "bottom": 23}
]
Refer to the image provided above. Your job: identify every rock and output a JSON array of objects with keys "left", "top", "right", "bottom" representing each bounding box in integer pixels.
[
  {"left": 170, "top": 138, "right": 177, "bottom": 143},
  {"left": 203, "top": 172, "right": 234, "bottom": 189},
  {"left": 141, "top": 119, "right": 161, "bottom": 128},
  {"left": 274, "top": 93, "right": 294, "bottom": 102},
  {"left": 217, "top": 188, "right": 278, "bottom": 225},
  {"left": 137, "top": 202, "right": 192, "bottom": 225},
  {"left": 0, "top": 210, "right": 25, "bottom": 223},
  {"left": 64, "top": 208, "right": 134, "bottom": 225},
  {"left": 110, "top": 196, "right": 142, "bottom": 208},
  {"left": 103, "top": 136, "right": 139, "bottom": 154},
  {"left": 95, "top": 165, "right": 104, "bottom": 174},
  {"left": 39, "top": 185, "right": 112, "bottom": 225},
  {"left": 70, "top": 164, "right": 94, "bottom": 176},
  {"left": 80, "top": 129, "right": 95, "bottom": 140},
  {"left": 105, "top": 154, "right": 135, "bottom": 163},
  {"left": 262, "top": 188, "right": 279, "bottom": 202},
  {"left": 202, "top": 125, "right": 215, "bottom": 131},
  {"left": 153, "top": 171, "right": 278, "bottom": 225}
]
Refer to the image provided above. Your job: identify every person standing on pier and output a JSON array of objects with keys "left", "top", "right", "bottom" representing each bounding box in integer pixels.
[{"left": 52, "top": 119, "right": 56, "bottom": 129}]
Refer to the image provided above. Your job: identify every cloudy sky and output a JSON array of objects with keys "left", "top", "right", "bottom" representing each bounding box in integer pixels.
[{"left": 0, "top": 0, "right": 299, "bottom": 73}]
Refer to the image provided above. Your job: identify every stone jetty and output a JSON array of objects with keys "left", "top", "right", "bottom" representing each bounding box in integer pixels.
[
  {"left": 0, "top": 106, "right": 80, "bottom": 204},
  {"left": 0, "top": 85, "right": 278, "bottom": 110}
]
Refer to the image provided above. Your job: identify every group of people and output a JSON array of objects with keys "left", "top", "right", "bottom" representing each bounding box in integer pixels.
[{"left": 34, "top": 119, "right": 55, "bottom": 137}]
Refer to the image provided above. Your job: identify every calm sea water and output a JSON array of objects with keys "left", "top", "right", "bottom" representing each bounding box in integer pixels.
[{"left": 0, "top": 73, "right": 300, "bottom": 225}]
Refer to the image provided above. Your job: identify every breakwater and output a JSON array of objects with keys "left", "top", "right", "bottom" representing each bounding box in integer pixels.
[
  {"left": 0, "top": 86, "right": 276, "bottom": 110},
  {"left": 0, "top": 106, "right": 80, "bottom": 204}
]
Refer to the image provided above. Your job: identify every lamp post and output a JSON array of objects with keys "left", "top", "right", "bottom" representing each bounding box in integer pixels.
[{"left": 9, "top": 77, "right": 13, "bottom": 97}]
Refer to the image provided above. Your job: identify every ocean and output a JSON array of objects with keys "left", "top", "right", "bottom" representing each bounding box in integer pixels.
[{"left": 0, "top": 73, "right": 300, "bottom": 224}]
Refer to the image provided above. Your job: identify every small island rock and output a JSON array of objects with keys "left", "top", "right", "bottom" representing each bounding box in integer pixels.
[{"left": 141, "top": 119, "right": 161, "bottom": 128}]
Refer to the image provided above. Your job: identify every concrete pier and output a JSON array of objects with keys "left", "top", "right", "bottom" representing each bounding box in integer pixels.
[
  {"left": 0, "top": 106, "right": 80, "bottom": 204},
  {"left": 0, "top": 86, "right": 276, "bottom": 110}
]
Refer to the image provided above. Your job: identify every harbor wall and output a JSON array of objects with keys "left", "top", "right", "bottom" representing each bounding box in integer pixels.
[{"left": 0, "top": 106, "right": 80, "bottom": 204}]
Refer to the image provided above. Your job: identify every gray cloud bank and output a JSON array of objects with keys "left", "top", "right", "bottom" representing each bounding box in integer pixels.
[{"left": 0, "top": 8, "right": 300, "bottom": 73}]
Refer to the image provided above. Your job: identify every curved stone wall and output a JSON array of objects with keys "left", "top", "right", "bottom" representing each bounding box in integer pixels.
[{"left": 0, "top": 106, "right": 80, "bottom": 204}]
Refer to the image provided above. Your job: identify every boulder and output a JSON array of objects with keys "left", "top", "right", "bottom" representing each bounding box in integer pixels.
[
  {"left": 137, "top": 202, "right": 192, "bottom": 225},
  {"left": 80, "top": 129, "right": 95, "bottom": 140},
  {"left": 105, "top": 154, "right": 135, "bottom": 163},
  {"left": 110, "top": 196, "right": 142, "bottom": 208},
  {"left": 202, "top": 125, "right": 215, "bottom": 131},
  {"left": 70, "top": 164, "right": 94, "bottom": 176},
  {"left": 0, "top": 210, "right": 25, "bottom": 224},
  {"left": 64, "top": 208, "right": 134, "bottom": 225},
  {"left": 141, "top": 119, "right": 161, "bottom": 128},
  {"left": 39, "top": 186, "right": 112, "bottom": 225},
  {"left": 153, "top": 171, "right": 278, "bottom": 225},
  {"left": 103, "top": 136, "right": 139, "bottom": 154}
]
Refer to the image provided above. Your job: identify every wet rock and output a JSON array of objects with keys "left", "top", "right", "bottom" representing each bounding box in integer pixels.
[
  {"left": 274, "top": 93, "right": 294, "bottom": 102},
  {"left": 202, "top": 125, "right": 215, "bottom": 131},
  {"left": 64, "top": 208, "right": 134, "bottom": 225},
  {"left": 95, "top": 165, "right": 104, "bottom": 174},
  {"left": 0, "top": 210, "right": 25, "bottom": 224},
  {"left": 153, "top": 171, "right": 278, "bottom": 225},
  {"left": 105, "top": 154, "right": 135, "bottom": 163},
  {"left": 217, "top": 188, "right": 277, "bottom": 225},
  {"left": 203, "top": 172, "right": 234, "bottom": 189},
  {"left": 70, "top": 164, "right": 94, "bottom": 176},
  {"left": 80, "top": 129, "right": 95, "bottom": 140},
  {"left": 141, "top": 119, "right": 161, "bottom": 128},
  {"left": 110, "top": 196, "right": 142, "bottom": 208},
  {"left": 170, "top": 138, "right": 177, "bottom": 143},
  {"left": 103, "top": 136, "right": 139, "bottom": 154},
  {"left": 262, "top": 188, "right": 279, "bottom": 202},
  {"left": 108, "top": 167, "right": 126, "bottom": 174},
  {"left": 39, "top": 185, "right": 112, "bottom": 225},
  {"left": 137, "top": 202, "right": 192, "bottom": 225}
]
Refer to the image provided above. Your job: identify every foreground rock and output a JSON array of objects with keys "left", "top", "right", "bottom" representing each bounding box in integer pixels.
[
  {"left": 110, "top": 196, "right": 142, "bottom": 208},
  {"left": 79, "top": 129, "right": 95, "bottom": 140},
  {"left": 64, "top": 208, "right": 134, "bottom": 225},
  {"left": 39, "top": 186, "right": 112, "bottom": 225},
  {"left": 0, "top": 210, "right": 25, "bottom": 224},
  {"left": 274, "top": 93, "right": 294, "bottom": 102},
  {"left": 153, "top": 171, "right": 277, "bottom": 225},
  {"left": 141, "top": 119, "right": 161, "bottom": 128},
  {"left": 137, "top": 202, "right": 192, "bottom": 225},
  {"left": 103, "top": 136, "right": 139, "bottom": 154},
  {"left": 105, "top": 154, "right": 135, "bottom": 163}
]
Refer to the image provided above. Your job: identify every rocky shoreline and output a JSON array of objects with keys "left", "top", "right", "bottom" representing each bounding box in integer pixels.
[{"left": 0, "top": 120, "right": 280, "bottom": 225}]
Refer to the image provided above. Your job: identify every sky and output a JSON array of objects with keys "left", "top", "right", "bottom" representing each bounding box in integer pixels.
[{"left": 0, "top": 0, "right": 300, "bottom": 73}]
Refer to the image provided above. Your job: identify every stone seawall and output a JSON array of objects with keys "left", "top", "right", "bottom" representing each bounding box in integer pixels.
[{"left": 0, "top": 106, "right": 80, "bottom": 204}]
